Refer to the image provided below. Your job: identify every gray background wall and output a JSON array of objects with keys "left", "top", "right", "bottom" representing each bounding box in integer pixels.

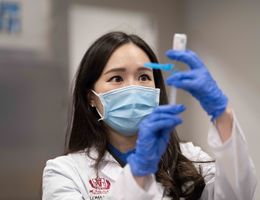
[
  {"left": 0, "top": 0, "right": 259, "bottom": 199},
  {"left": 175, "top": 2, "right": 260, "bottom": 199}
]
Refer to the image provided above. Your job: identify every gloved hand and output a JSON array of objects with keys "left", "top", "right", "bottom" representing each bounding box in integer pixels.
[
  {"left": 166, "top": 49, "right": 228, "bottom": 121},
  {"left": 127, "top": 104, "right": 185, "bottom": 176}
]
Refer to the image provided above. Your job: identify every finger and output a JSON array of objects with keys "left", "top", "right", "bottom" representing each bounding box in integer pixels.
[
  {"left": 166, "top": 71, "right": 198, "bottom": 90},
  {"left": 166, "top": 71, "right": 196, "bottom": 83},
  {"left": 166, "top": 49, "right": 205, "bottom": 70},
  {"left": 152, "top": 104, "right": 186, "bottom": 115},
  {"left": 158, "top": 128, "right": 172, "bottom": 143},
  {"left": 143, "top": 104, "right": 185, "bottom": 123},
  {"left": 166, "top": 79, "right": 196, "bottom": 91},
  {"left": 142, "top": 117, "right": 183, "bottom": 132},
  {"left": 148, "top": 112, "right": 183, "bottom": 122},
  {"left": 156, "top": 129, "right": 171, "bottom": 154}
]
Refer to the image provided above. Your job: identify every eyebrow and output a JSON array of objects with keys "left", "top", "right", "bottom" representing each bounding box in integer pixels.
[{"left": 103, "top": 67, "right": 153, "bottom": 75}]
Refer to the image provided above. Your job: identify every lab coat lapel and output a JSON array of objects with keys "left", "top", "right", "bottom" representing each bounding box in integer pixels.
[{"left": 100, "top": 152, "right": 123, "bottom": 181}]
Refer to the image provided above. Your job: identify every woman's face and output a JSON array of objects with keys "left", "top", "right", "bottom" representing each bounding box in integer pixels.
[{"left": 90, "top": 43, "right": 155, "bottom": 115}]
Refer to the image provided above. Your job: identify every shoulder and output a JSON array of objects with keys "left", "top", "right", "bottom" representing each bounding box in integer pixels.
[
  {"left": 42, "top": 150, "right": 98, "bottom": 199},
  {"left": 43, "top": 149, "right": 96, "bottom": 177},
  {"left": 44, "top": 154, "right": 76, "bottom": 173}
]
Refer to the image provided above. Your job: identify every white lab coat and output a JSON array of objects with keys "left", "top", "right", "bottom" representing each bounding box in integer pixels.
[{"left": 42, "top": 113, "right": 257, "bottom": 200}]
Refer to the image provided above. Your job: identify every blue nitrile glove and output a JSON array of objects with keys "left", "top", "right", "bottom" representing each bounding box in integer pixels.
[
  {"left": 166, "top": 49, "right": 228, "bottom": 121},
  {"left": 127, "top": 104, "right": 185, "bottom": 176}
]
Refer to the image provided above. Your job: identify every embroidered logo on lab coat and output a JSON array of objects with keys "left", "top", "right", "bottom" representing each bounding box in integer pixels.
[{"left": 89, "top": 178, "right": 111, "bottom": 195}]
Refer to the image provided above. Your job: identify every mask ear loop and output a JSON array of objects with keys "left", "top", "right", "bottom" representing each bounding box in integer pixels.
[{"left": 91, "top": 90, "right": 105, "bottom": 121}]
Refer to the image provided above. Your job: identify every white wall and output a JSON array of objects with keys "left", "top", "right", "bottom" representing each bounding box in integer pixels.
[
  {"left": 68, "top": 0, "right": 178, "bottom": 83},
  {"left": 69, "top": 5, "right": 158, "bottom": 83},
  {"left": 176, "top": 1, "right": 260, "bottom": 198}
]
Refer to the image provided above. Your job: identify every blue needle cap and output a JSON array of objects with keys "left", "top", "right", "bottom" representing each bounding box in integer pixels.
[{"left": 144, "top": 62, "right": 174, "bottom": 71}]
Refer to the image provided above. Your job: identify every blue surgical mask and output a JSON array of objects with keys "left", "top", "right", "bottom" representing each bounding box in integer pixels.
[{"left": 92, "top": 85, "right": 160, "bottom": 136}]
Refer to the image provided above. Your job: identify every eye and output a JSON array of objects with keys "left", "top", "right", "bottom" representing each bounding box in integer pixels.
[
  {"left": 139, "top": 74, "right": 151, "bottom": 82},
  {"left": 107, "top": 75, "right": 123, "bottom": 82}
]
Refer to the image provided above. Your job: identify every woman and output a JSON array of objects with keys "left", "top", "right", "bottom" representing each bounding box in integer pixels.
[{"left": 42, "top": 31, "right": 257, "bottom": 199}]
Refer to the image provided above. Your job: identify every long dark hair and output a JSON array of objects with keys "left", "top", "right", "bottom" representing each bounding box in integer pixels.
[{"left": 65, "top": 31, "right": 205, "bottom": 199}]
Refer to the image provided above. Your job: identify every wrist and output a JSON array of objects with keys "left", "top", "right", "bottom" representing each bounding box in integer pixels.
[
  {"left": 210, "top": 94, "right": 228, "bottom": 121},
  {"left": 215, "top": 106, "right": 233, "bottom": 142},
  {"left": 133, "top": 176, "right": 147, "bottom": 188}
]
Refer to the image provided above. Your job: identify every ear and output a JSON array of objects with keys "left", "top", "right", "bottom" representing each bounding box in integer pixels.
[{"left": 87, "top": 90, "right": 96, "bottom": 107}]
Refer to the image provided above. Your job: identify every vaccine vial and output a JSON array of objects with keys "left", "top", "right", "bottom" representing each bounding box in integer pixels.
[
  {"left": 173, "top": 33, "right": 187, "bottom": 51},
  {"left": 169, "top": 33, "right": 187, "bottom": 104}
]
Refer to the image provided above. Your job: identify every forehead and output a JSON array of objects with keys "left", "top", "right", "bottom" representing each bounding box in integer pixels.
[{"left": 102, "top": 43, "right": 151, "bottom": 72}]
